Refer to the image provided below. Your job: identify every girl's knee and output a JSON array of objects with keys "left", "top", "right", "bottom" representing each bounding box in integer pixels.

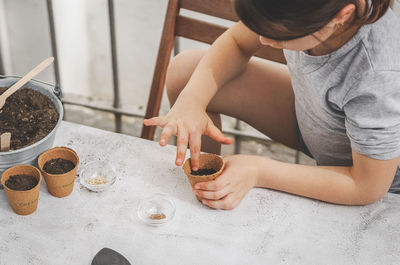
[{"left": 166, "top": 50, "right": 205, "bottom": 103}]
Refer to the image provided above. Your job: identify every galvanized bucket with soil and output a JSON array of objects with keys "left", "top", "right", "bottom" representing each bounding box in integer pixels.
[{"left": 0, "top": 76, "right": 63, "bottom": 174}]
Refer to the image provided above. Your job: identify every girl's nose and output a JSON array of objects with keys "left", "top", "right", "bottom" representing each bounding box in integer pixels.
[{"left": 259, "top": 36, "right": 277, "bottom": 47}]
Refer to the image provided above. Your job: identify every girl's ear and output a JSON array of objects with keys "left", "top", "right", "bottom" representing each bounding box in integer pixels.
[{"left": 334, "top": 4, "right": 357, "bottom": 25}]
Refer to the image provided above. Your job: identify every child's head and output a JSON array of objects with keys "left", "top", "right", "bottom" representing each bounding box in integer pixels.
[{"left": 235, "top": 0, "right": 391, "bottom": 51}]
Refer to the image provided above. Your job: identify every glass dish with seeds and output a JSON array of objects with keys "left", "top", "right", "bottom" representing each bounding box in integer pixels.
[
  {"left": 137, "top": 193, "right": 176, "bottom": 226},
  {"left": 79, "top": 161, "right": 116, "bottom": 192}
]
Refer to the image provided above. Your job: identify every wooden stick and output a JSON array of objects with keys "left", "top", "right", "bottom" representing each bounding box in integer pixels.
[
  {"left": 0, "top": 57, "right": 54, "bottom": 109},
  {"left": 0, "top": 132, "right": 11, "bottom": 152}
]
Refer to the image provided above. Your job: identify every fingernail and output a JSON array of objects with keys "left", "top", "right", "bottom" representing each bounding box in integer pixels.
[
  {"left": 176, "top": 158, "right": 182, "bottom": 164},
  {"left": 160, "top": 139, "right": 165, "bottom": 145}
]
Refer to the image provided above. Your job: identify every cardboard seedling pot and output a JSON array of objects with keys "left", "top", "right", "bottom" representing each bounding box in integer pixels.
[
  {"left": 38, "top": 146, "right": 79, "bottom": 198},
  {"left": 1, "top": 164, "right": 42, "bottom": 215},
  {"left": 183, "top": 154, "right": 225, "bottom": 201}
]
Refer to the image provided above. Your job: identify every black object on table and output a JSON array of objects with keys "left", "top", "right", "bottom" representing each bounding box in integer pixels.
[{"left": 92, "top": 248, "right": 131, "bottom": 265}]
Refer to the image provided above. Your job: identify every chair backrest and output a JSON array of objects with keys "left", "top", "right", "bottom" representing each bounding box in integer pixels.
[{"left": 141, "top": 0, "right": 286, "bottom": 140}]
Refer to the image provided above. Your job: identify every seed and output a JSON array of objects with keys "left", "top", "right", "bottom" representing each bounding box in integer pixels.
[
  {"left": 87, "top": 176, "right": 108, "bottom": 185},
  {"left": 149, "top": 213, "right": 166, "bottom": 220}
]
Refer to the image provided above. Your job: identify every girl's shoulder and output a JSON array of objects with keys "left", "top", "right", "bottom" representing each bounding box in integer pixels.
[{"left": 361, "top": 9, "right": 400, "bottom": 73}]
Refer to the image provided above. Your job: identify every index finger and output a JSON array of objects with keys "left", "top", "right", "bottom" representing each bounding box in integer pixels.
[{"left": 189, "top": 132, "right": 201, "bottom": 171}]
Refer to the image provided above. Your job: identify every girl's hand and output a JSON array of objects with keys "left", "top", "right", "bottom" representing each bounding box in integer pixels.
[
  {"left": 143, "top": 98, "right": 232, "bottom": 171},
  {"left": 193, "top": 155, "right": 260, "bottom": 210}
]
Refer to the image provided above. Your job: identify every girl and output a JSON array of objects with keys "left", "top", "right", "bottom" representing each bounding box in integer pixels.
[{"left": 144, "top": 0, "right": 400, "bottom": 209}]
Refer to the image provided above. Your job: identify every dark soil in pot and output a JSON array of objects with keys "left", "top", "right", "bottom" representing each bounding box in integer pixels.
[
  {"left": 43, "top": 158, "right": 75, "bottom": 174},
  {"left": 191, "top": 168, "right": 217, "bottom": 176},
  {"left": 5, "top": 174, "right": 38, "bottom": 191},
  {"left": 0, "top": 87, "right": 58, "bottom": 150}
]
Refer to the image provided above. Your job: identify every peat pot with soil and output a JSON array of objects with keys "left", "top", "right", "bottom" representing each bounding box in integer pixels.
[
  {"left": 0, "top": 76, "right": 63, "bottom": 173},
  {"left": 1, "top": 164, "right": 42, "bottom": 215},
  {"left": 183, "top": 154, "right": 225, "bottom": 201},
  {"left": 38, "top": 146, "right": 79, "bottom": 198}
]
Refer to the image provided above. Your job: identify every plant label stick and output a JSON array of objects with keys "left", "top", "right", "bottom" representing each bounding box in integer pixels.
[{"left": 0, "top": 132, "right": 11, "bottom": 152}]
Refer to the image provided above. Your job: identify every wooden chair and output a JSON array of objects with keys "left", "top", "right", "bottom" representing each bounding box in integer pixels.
[{"left": 140, "top": 0, "right": 286, "bottom": 140}]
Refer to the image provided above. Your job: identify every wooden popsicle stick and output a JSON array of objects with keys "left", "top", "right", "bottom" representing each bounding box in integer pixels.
[
  {"left": 0, "top": 57, "right": 54, "bottom": 109},
  {"left": 0, "top": 132, "right": 11, "bottom": 152}
]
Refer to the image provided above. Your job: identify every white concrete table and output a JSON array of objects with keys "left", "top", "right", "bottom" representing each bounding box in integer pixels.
[{"left": 1, "top": 121, "right": 400, "bottom": 265}]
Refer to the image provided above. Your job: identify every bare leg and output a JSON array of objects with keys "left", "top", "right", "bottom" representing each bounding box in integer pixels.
[{"left": 166, "top": 49, "right": 297, "bottom": 153}]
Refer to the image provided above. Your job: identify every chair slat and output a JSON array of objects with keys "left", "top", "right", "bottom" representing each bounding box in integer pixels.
[
  {"left": 180, "top": 0, "right": 238, "bottom": 21},
  {"left": 176, "top": 16, "right": 227, "bottom": 45},
  {"left": 176, "top": 16, "right": 286, "bottom": 64},
  {"left": 255, "top": 47, "right": 286, "bottom": 64}
]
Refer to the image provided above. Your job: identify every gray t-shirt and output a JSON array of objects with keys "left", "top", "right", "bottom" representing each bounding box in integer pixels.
[{"left": 284, "top": 9, "right": 400, "bottom": 193}]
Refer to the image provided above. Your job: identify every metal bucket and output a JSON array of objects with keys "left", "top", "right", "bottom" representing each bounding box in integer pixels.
[{"left": 0, "top": 76, "right": 63, "bottom": 173}]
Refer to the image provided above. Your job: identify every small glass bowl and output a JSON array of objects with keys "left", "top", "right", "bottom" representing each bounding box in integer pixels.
[
  {"left": 79, "top": 161, "right": 116, "bottom": 192},
  {"left": 137, "top": 193, "right": 176, "bottom": 226}
]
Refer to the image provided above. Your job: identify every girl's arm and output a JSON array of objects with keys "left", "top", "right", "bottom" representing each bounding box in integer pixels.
[
  {"left": 144, "top": 22, "right": 264, "bottom": 170},
  {"left": 177, "top": 21, "right": 264, "bottom": 109},
  {"left": 195, "top": 151, "right": 398, "bottom": 208},
  {"left": 255, "top": 151, "right": 398, "bottom": 205}
]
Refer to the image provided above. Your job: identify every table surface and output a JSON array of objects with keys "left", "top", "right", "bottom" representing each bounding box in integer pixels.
[{"left": 1, "top": 121, "right": 400, "bottom": 265}]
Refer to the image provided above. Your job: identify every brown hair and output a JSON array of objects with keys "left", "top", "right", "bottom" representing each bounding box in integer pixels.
[{"left": 234, "top": 0, "right": 391, "bottom": 41}]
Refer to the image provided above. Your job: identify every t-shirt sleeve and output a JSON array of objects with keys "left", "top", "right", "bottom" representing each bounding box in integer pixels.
[{"left": 343, "top": 71, "right": 400, "bottom": 160}]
